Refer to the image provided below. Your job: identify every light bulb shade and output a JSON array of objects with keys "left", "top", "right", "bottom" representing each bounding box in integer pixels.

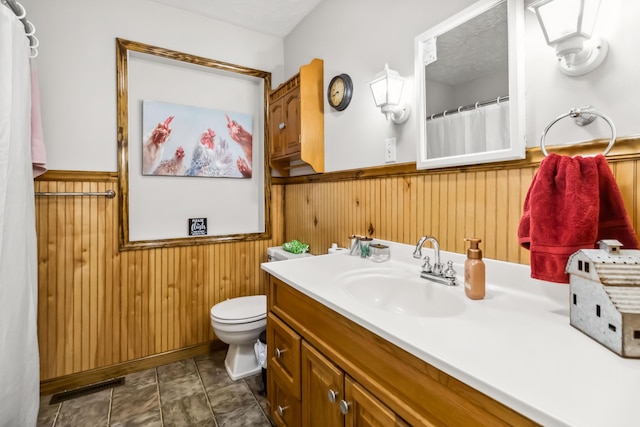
[
  {"left": 368, "top": 64, "right": 405, "bottom": 107},
  {"left": 529, "top": 0, "right": 607, "bottom": 76},
  {"left": 368, "top": 63, "right": 411, "bottom": 124},
  {"left": 529, "top": 0, "right": 601, "bottom": 45}
]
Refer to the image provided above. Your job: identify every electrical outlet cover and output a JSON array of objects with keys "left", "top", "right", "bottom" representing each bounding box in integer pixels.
[{"left": 384, "top": 138, "right": 396, "bottom": 163}]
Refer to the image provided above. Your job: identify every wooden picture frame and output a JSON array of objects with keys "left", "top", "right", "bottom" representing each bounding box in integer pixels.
[{"left": 116, "top": 38, "right": 272, "bottom": 250}]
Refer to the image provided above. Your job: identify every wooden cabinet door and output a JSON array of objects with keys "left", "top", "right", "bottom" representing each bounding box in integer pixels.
[
  {"left": 269, "top": 375, "right": 301, "bottom": 427},
  {"left": 302, "top": 341, "right": 344, "bottom": 427},
  {"left": 344, "top": 377, "right": 409, "bottom": 427},
  {"left": 267, "top": 313, "right": 301, "bottom": 400},
  {"left": 269, "top": 98, "right": 285, "bottom": 159},
  {"left": 283, "top": 87, "right": 301, "bottom": 156}
]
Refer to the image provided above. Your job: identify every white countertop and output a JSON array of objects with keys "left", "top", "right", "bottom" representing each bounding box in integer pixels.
[{"left": 261, "top": 240, "right": 640, "bottom": 427}]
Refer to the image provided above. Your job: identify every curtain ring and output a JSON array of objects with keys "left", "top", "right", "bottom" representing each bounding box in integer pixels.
[
  {"left": 10, "top": 1, "right": 27, "bottom": 18},
  {"left": 30, "top": 34, "right": 39, "bottom": 49},
  {"left": 430, "top": 114, "right": 435, "bottom": 120},
  {"left": 24, "top": 20, "right": 36, "bottom": 36},
  {"left": 475, "top": 102, "right": 479, "bottom": 109},
  {"left": 458, "top": 106, "right": 463, "bottom": 113},
  {"left": 496, "top": 96, "right": 501, "bottom": 104},
  {"left": 30, "top": 46, "right": 38, "bottom": 58},
  {"left": 443, "top": 110, "right": 448, "bottom": 117}
]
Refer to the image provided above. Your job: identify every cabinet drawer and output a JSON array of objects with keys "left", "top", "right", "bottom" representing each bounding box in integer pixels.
[
  {"left": 269, "top": 374, "right": 301, "bottom": 427},
  {"left": 267, "top": 313, "right": 301, "bottom": 400}
]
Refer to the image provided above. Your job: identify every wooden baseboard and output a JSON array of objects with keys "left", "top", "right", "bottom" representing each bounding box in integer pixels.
[{"left": 40, "top": 340, "right": 226, "bottom": 396}]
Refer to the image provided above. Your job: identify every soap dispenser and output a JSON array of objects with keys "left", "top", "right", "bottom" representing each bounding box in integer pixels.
[{"left": 464, "top": 238, "right": 485, "bottom": 300}]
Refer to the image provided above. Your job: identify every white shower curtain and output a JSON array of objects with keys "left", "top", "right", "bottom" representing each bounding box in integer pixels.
[
  {"left": 426, "top": 100, "right": 510, "bottom": 158},
  {"left": 0, "top": 4, "right": 40, "bottom": 427}
]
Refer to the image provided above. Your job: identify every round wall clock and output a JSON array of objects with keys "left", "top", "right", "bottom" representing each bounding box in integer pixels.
[{"left": 327, "top": 74, "right": 353, "bottom": 111}]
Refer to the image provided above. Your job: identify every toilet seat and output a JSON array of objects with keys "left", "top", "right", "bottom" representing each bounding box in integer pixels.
[{"left": 211, "top": 295, "right": 266, "bottom": 324}]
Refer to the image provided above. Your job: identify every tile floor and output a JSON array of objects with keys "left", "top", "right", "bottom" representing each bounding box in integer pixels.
[{"left": 37, "top": 348, "right": 273, "bottom": 426}]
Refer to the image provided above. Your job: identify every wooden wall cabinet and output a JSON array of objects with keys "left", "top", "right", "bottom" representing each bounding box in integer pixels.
[
  {"left": 269, "top": 58, "right": 324, "bottom": 177},
  {"left": 266, "top": 275, "right": 538, "bottom": 427}
]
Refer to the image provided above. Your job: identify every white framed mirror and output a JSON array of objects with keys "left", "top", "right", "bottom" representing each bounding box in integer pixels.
[{"left": 414, "top": 0, "right": 525, "bottom": 170}]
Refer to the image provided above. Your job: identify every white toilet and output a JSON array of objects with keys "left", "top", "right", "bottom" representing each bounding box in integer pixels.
[{"left": 210, "top": 246, "right": 313, "bottom": 381}]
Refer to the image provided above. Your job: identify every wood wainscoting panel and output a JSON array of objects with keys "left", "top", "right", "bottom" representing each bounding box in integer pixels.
[
  {"left": 35, "top": 176, "right": 283, "bottom": 383},
  {"left": 283, "top": 169, "right": 537, "bottom": 263},
  {"left": 282, "top": 152, "right": 640, "bottom": 264}
]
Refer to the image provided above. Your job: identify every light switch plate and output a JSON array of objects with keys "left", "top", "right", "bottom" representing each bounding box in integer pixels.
[{"left": 384, "top": 138, "right": 396, "bottom": 163}]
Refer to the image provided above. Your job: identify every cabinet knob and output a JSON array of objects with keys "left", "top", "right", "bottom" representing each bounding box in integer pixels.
[
  {"left": 339, "top": 399, "right": 350, "bottom": 415},
  {"left": 327, "top": 388, "right": 339, "bottom": 403},
  {"left": 279, "top": 122, "right": 286, "bottom": 129},
  {"left": 275, "top": 347, "right": 286, "bottom": 358},
  {"left": 277, "top": 405, "right": 288, "bottom": 416}
]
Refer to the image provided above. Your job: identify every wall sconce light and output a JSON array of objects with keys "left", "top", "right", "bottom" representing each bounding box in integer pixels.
[
  {"left": 528, "top": 0, "right": 608, "bottom": 77},
  {"left": 368, "top": 63, "right": 411, "bottom": 124}
]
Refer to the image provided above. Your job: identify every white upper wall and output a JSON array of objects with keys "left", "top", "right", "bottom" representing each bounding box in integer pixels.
[
  {"left": 285, "top": 0, "right": 640, "bottom": 172},
  {"left": 19, "top": 0, "right": 640, "bottom": 172},
  {"left": 21, "top": 0, "right": 284, "bottom": 172}
]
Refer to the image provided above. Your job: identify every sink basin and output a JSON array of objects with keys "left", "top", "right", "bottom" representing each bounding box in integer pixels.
[{"left": 336, "top": 265, "right": 466, "bottom": 318}]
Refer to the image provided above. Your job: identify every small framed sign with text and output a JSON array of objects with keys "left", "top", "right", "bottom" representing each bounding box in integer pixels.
[{"left": 188, "top": 218, "right": 207, "bottom": 236}]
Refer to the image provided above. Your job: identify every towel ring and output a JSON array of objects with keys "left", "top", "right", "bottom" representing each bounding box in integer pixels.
[{"left": 540, "top": 105, "right": 616, "bottom": 157}]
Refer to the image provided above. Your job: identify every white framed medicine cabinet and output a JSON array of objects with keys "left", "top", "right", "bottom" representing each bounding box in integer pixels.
[{"left": 414, "top": 0, "right": 526, "bottom": 170}]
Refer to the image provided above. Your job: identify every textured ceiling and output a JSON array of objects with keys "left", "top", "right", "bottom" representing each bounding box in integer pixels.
[
  {"left": 425, "top": 2, "right": 508, "bottom": 87},
  {"left": 146, "top": 0, "right": 324, "bottom": 37}
]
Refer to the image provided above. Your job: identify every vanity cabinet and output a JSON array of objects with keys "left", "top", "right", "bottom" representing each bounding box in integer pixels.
[
  {"left": 266, "top": 275, "right": 539, "bottom": 427},
  {"left": 268, "top": 58, "right": 324, "bottom": 176}
]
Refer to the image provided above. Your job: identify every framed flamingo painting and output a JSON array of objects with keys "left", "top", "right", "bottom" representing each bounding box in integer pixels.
[
  {"left": 142, "top": 100, "right": 253, "bottom": 178},
  {"left": 116, "top": 38, "right": 272, "bottom": 249}
]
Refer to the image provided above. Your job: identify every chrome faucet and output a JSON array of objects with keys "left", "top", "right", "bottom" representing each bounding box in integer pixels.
[
  {"left": 413, "top": 235, "right": 457, "bottom": 286},
  {"left": 413, "top": 236, "right": 441, "bottom": 270}
]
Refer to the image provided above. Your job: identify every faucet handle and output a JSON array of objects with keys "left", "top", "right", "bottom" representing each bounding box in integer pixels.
[
  {"left": 421, "top": 256, "right": 433, "bottom": 273},
  {"left": 444, "top": 260, "right": 456, "bottom": 279}
]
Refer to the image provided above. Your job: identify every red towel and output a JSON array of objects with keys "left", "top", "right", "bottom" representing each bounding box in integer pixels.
[{"left": 518, "top": 153, "right": 638, "bottom": 283}]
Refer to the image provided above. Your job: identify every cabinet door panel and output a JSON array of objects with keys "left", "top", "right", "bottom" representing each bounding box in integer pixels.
[
  {"left": 270, "top": 375, "right": 301, "bottom": 427},
  {"left": 302, "top": 341, "right": 344, "bottom": 427},
  {"left": 283, "top": 87, "right": 301, "bottom": 156},
  {"left": 267, "top": 313, "right": 301, "bottom": 400},
  {"left": 269, "top": 99, "right": 285, "bottom": 158},
  {"left": 344, "top": 376, "right": 410, "bottom": 427}
]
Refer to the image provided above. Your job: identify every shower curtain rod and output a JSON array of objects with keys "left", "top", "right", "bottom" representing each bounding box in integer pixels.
[
  {"left": 35, "top": 190, "right": 117, "bottom": 199},
  {"left": 2, "top": 0, "right": 38, "bottom": 55},
  {"left": 426, "top": 95, "right": 509, "bottom": 121}
]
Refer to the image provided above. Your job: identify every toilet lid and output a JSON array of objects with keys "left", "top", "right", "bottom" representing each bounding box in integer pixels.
[{"left": 211, "top": 295, "right": 266, "bottom": 324}]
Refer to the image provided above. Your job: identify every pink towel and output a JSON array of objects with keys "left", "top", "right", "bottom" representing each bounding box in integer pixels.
[
  {"left": 30, "top": 60, "right": 46, "bottom": 178},
  {"left": 518, "top": 153, "right": 638, "bottom": 283}
]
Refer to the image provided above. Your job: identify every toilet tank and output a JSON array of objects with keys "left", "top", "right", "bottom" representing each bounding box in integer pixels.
[{"left": 267, "top": 246, "right": 314, "bottom": 262}]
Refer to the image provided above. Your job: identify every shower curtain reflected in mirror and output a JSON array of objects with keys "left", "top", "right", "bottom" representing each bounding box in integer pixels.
[
  {"left": 426, "top": 100, "right": 510, "bottom": 160},
  {"left": 0, "top": 4, "right": 40, "bottom": 426}
]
